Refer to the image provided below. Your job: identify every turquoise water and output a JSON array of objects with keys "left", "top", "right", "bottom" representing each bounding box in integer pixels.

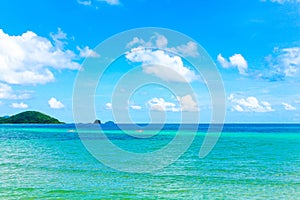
[{"left": 1, "top": 124, "right": 300, "bottom": 199}]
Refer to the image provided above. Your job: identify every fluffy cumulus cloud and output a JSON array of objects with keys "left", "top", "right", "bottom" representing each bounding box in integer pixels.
[
  {"left": 0, "top": 83, "right": 31, "bottom": 99},
  {"left": 147, "top": 95, "right": 198, "bottom": 112},
  {"left": 156, "top": 34, "right": 168, "bottom": 48},
  {"left": 0, "top": 29, "right": 81, "bottom": 85},
  {"left": 77, "top": 46, "right": 100, "bottom": 58},
  {"left": 10, "top": 102, "right": 28, "bottom": 109},
  {"left": 217, "top": 54, "right": 248, "bottom": 75},
  {"left": 125, "top": 34, "right": 200, "bottom": 83},
  {"left": 177, "top": 95, "right": 198, "bottom": 112},
  {"left": 48, "top": 97, "right": 64, "bottom": 109},
  {"left": 282, "top": 102, "right": 296, "bottom": 110},
  {"left": 126, "top": 48, "right": 198, "bottom": 82},
  {"left": 228, "top": 94, "right": 274, "bottom": 112}
]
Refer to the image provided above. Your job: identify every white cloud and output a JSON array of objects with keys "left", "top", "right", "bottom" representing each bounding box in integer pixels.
[
  {"left": 266, "top": 47, "right": 300, "bottom": 79},
  {"left": 78, "top": 0, "right": 120, "bottom": 7},
  {"left": 105, "top": 102, "right": 112, "bottom": 110},
  {"left": 228, "top": 94, "right": 274, "bottom": 112},
  {"left": 48, "top": 97, "right": 64, "bottom": 109},
  {"left": 233, "top": 104, "right": 244, "bottom": 112},
  {"left": 126, "top": 34, "right": 199, "bottom": 57},
  {"left": 155, "top": 34, "right": 168, "bottom": 48},
  {"left": 147, "top": 97, "right": 179, "bottom": 112},
  {"left": 126, "top": 48, "right": 198, "bottom": 82},
  {"left": 130, "top": 105, "right": 142, "bottom": 110},
  {"left": 169, "top": 41, "right": 199, "bottom": 57},
  {"left": 217, "top": 54, "right": 230, "bottom": 68},
  {"left": 77, "top": 46, "right": 100, "bottom": 58},
  {"left": 0, "top": 83, "right": 31, "bottom": 99},
  {"left": 282, "top": 102, "right": 296, "bottom": 110},
  {"left": 217, "top": 54, "right": 248, "bottom": 75},
  {"left": 147, "top": 95, "right": 198, "bottom": 112},
  {"left": 0, "top": 83, "right": 17, "bottom": 99},
  {"left": 128, "top": 100, "right": 142, "bottom": 110},
  {"left": 177, "top": 95, "right": 198, "bottom": 112},
  {"left": 77, "top": 0, "right": 92, "bottom": 6},
  {"left": 262, "top": 0, "right": 300, "bottom": 4},
  {"left": 126, "top": 37, "right": 146, "bottom": 48},
  {"left": 98, "top": 0, "right": 120, "bottom": 5},
  {"left": 11, "top": 102, "right": 28, "bottom": 109},
  {"left": 0, "top": 29, "right": 80, "bottom": 85},
  {"left": 125, "top": 34, "right": 200, "bottom": 82},
  {"left": 50, "top": 28, "right": 67, "bottom": 49}
]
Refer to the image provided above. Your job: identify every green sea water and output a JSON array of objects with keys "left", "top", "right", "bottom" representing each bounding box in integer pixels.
[{"left": 1, "top": 124, "right": 300, "bottom": 199}]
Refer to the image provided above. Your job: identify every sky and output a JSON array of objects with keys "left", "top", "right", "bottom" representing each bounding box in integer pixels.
[{"left": 0, "top": 0, "right": 300, "bottom": 123}]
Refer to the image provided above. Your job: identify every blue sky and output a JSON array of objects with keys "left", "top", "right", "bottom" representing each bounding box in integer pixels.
[{"left": 0, "top": 0, "right": 300, "bottom": 123}]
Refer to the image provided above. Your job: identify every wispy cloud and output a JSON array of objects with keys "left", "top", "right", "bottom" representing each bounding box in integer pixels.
[
  {"left": 169, "top": 41, "right": 199, "bottom": 57},
  {"left": 50, "top": 28, "right": 68, "bottom": 49},
  {"left": 0, "top": 83, "right": 31, "bottom": 100},
  {"left": 282, "top": 102, "right": 296, "bottom": 110},
  {"left": 78, "top": 0, "right": 120, "bottom": 7},
  {"left": 262, "top": 47, "right": 300, "bottom": 81},
  {"left": 261, "top": 0, "right": 300, "bottom": 4},
  {"left": 77, "top": 0, "right": 92, "bottom": 6},
  {"left": 98, "top": 0, "right": 120, "bottom": 5},
  {"left": 130, "top": 105, "right": 142, "bottom": 110},
  {"left": 10, "top": 102, "right": 28, "bottom": 109}
]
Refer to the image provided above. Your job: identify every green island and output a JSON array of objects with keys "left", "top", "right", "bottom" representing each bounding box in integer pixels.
[{"left": 0, "top": 111, "right": 64, "bottom": 124}]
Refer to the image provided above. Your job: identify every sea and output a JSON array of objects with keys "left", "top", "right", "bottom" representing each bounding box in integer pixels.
[{"left": 1, "top": 124, "right": 300, "bottom": 199}]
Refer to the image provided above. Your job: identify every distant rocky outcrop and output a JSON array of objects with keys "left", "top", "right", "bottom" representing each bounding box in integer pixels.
[
  {"left": 0, "top": 111, "right": 63, "bottom": 124},
  {"left": 93, "top": 119, "right": 101, "bottom": 124}
]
